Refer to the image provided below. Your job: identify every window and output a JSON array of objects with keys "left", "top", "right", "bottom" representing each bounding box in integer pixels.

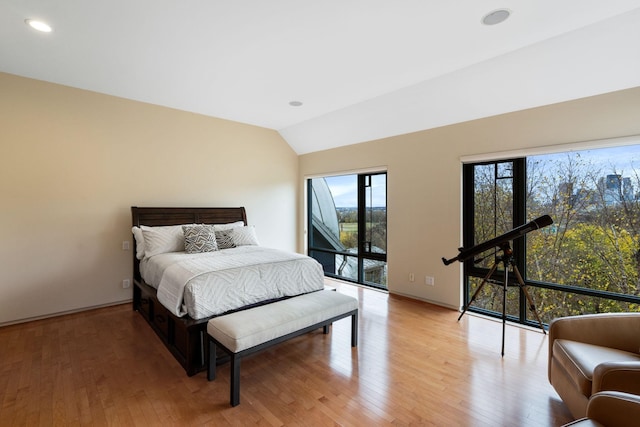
[
  {"left": 463, "top": 144, "right": 640, "bottom": 327},
  {"left": 307, "top": 172, "right": 387, "bottom": 290}
]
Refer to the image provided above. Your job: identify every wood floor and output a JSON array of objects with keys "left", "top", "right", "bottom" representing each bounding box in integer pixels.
[{"left": 0, "top": 282, "right": 574, "bottom": 426}]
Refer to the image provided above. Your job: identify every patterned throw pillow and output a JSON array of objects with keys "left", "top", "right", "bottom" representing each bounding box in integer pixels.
[
  {"left": 182, "top": 225, "right": 218, "bottom": 253},
  {"left": 215, "top": 229, "right": 236, "bottom": 249}
]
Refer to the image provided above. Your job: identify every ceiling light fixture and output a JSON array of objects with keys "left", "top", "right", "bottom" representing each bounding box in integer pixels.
[
  {"left": 481, "top": 9, "right": 511, "bottom": 26},
  {"left": 25, "top": 19, "right": 53, "bottom": 33},
  {"left": 289, "top": 101, "right": 303, "bottom": 107}
]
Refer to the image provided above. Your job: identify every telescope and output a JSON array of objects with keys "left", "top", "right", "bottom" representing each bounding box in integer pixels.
[{"left": 442, "top": 215, "right": 553, "bottom": 266}]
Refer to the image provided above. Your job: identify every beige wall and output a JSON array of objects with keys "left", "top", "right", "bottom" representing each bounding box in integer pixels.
[
  {"left": 3, "top": 70, "right": 640, "bottom": 325},
  {"left": 299, "top": 87, "right": 640, "bottom": 310},
  {"left": 0, "top": 72, "right": 299, "bottom": 325}
]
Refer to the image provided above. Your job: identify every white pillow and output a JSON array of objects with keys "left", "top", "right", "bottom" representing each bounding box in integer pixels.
[
  {"left": 213, "top": 221, "right": 245, "bottom": 231},
  {"left": 131, "top": 226, "right": 146, "bottom": 260},
  {"left": 141, "top": 224, "right": 188, "bottom": 258},
  {"left": 232, "top": 225, "right": 260, "bottom": 246}
]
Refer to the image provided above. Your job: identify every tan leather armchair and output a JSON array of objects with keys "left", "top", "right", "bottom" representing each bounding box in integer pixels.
[
  {"left": 562, "top": 391, "right": 640, "bottom": 427},
  {"left": 548, "top": 313, "right": 640, "bottom": 419}
]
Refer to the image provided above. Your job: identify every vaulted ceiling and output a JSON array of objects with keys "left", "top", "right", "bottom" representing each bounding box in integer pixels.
[{"left": 2, "top": 1, "right": 640, "bottom": 154}]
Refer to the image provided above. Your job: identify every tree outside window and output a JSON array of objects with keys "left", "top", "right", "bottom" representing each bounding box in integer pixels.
[{"left": 464, "top": 144, "right": 640, "bottom": 326}]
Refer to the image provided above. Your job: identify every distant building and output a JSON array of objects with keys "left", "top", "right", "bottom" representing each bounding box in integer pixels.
[
  {"left": 594, "top": 174, "right": 636, "bottom": 204},
  {"left": 605, "top": 174, "right": 621, "bottom": 204},
  {"left": 623, "top": 177, "right": 634, "bottom": 201},
  {"left": 309, "top": 178, "right": 343, "bottom": 273},
  {"left": 558, "top": 182, "right": 574, "bottom": 207}
]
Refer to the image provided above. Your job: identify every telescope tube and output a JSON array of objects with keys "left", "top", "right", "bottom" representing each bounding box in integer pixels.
[{"left": 442, "top": 215, "right": 553, "bottom": 265}]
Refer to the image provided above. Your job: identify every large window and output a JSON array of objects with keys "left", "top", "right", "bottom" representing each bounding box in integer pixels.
[
  {"left": 307, "top": 172, "right": 387, "bottom": 290},
  {"left": 463, "top": 144, "right": 640, "bottom": 327}
]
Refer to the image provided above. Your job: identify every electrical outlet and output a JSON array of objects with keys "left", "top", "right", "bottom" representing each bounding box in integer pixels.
[
  {"left": 122, "top": 240, "right": 130, "bottom": 250},
  {"left": 425, "top": 276, "right": 435, "bottom": 286},
  {"left": 409, "top": 273, "right": 415, "bottom": 282},
  {"left": 122, "top": 279, "right": 131, "bottom": 289}
]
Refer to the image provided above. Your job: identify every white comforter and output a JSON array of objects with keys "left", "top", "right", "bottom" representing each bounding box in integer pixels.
[{"left": 140, "top": 246, "right": 325, "bottom": 319}]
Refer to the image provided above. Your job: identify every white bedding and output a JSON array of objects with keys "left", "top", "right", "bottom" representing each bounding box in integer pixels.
[{"left": 140, "top": 246, "right": 325, "bottom": 319}]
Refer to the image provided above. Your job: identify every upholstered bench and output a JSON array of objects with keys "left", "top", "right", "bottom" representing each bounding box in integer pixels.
[{"left": 206, "top": 290, "right": 359, "bottom": 406}]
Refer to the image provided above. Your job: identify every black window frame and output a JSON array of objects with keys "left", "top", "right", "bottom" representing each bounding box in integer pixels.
[
  {"left": 307, "top": 171, "right": 387, "bottom": 290},
  {"left": 463, "top": 157, "right": 640, "bottom": 328}
]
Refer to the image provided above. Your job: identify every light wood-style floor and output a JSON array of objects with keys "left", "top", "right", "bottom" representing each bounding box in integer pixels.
[{"left": 0, "top": 281, "right": 574, "bottom": 426}]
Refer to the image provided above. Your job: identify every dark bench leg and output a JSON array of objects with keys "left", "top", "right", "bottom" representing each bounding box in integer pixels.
[
  {"left": 230, "top": 355, "right": 241, "bottom": 406},
  {"left": 207, "top": 337, "right": 216, "bottom": 381},
  {"left": 212, "top": 307, "right": 358, "bottom": 407},
  {"left": 351, "top": 313, "right": 358, "bottom": 347}
]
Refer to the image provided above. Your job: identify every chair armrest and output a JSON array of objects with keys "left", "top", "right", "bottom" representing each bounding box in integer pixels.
[
  {"left": 593, "top": 362, "right": 640, "bottom": 395},
  {"left": 549, "top": 313, "right": 640, "bottom": 351},
  {"left": 548, "top": 313, "right": 640, "bottom": 382},
  {"left": 586, "top": 391, "right": 640, "bottom": 427}
]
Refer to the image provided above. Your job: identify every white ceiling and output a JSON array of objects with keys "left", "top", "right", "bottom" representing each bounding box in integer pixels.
[{"left": 2, "top": 1, "right": 640, "bottom": 154}]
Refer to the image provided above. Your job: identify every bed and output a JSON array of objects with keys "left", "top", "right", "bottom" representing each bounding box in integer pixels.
[{"left": 131, "top": 206, "right": 325, "bottom": 376}]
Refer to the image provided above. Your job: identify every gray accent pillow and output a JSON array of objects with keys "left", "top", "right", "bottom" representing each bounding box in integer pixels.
[
  {"left": 215, "top": 229, "right": 236, "bottom": 249},
  {"left": 182, "top": 224, "right": 218, "bottom": 253}
]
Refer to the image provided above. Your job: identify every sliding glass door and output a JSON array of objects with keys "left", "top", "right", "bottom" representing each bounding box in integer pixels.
[{"left": 308, "top": 172, "right": 387, "bottom": 290}]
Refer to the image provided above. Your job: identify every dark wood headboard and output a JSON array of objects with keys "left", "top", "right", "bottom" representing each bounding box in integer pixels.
[{"left": 130, "top": 206, "right": 247, "bottom": 281}]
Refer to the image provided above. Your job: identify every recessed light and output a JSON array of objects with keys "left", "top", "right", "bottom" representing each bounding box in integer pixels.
[
  {"left": 289, "top": 101, "right": 303, "bottom": 107},
  {"left": 25, "top": 19, "right": 53, "bottom": 33},
  {"left": 481, "top": 9, "right": 511, "bottom": 26}
]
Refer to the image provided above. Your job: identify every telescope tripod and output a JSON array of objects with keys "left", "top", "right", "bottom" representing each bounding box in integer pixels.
[{"left": 458, "top": 242, "right": 546, "bottom": 356}]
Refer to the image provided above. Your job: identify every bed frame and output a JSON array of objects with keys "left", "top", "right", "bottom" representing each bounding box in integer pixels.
[{"left": 131, "top": 206, "right": 248, "bottom": 376}]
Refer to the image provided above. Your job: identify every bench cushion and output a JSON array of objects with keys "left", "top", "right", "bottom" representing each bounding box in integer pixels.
[
  {"left": 207, "top": 290, "right": 358, "bottom": 353},
  {"left": 553, "top": 339, "right": 640, "bottom": 397}
]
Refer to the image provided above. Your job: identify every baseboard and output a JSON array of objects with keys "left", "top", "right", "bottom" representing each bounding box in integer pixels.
[
  {"left": 388, "top": 290, "right": 459, "bottom": 311},
  {"left": 0, "top": 299, "right": 132, "bottom": 328}
]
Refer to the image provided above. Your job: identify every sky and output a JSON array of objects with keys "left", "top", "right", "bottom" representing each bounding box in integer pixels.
[
  {"left": 532, "top": 144, "right": 640, "bottom": 177},
  {"left": 324, "top": 174, "right": 386, "bottom": 208},
  {"left": 321, "top": 143, "right": 640, "bottom": 208}
]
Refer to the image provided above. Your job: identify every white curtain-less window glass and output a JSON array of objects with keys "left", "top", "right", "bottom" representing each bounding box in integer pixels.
[
  {"left": 465, "top": 143, "right": 640, "bottom": 326},
  {"left": 308, "top": 173, "right": 387, "bottom": 290},
  {"left": 525, "top": 146, "right": 640, "bottom": 316}
]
